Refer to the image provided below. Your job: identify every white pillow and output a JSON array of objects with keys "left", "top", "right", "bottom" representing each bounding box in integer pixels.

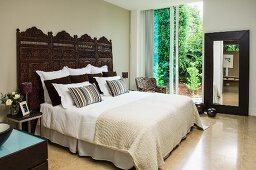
[
  {"left": 94, "top": 76, "right": 121, "bottom": 96},
  {"left": 53, "top": 81, "right": 91, "bottom": 108},
  {"left": 36, "top": 67, "right": 69, "bottom": 103},
  {"left": 67, "top": 65, "right": 92, "bottom": 75},
  {"left": 90, "top": 65, "right": 108, "bottom": 74}
]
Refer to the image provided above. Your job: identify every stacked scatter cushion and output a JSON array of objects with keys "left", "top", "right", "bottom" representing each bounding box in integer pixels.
[
  {"left": 88, "top": 73, "right": 103, "bottom": 93},
  {"left": 69, "top": 74, "right": 89, "bottom": 83},
  {"left": 67, "top": 65, "right": 91, "bottom": 75},
  {"left": 68, "top": 85, "right": 102, "bottom": 108},
  {"left": 36, "top": 67, "right": 70, "bottom": 103},
  {"left": 94, "top": 76, "right": 121, "bottom": 96},
  {"left": 44, "top": 76, "right": 72, "bottom": 106},
  {"left": 102, "top": 71, "right": 117, "bottom": 77},
  {"left": 106, "top": 79, "right": 129, "bottom": 97},
  {"left": 90, "top": 65, "right": 108, "bottom": 74},
  {"left": 53, "top": 81, "right": 91, "bottom": 108}
]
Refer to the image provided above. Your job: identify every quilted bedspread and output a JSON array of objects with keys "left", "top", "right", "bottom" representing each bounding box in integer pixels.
[{"left": 94, "top": 93, "right": 203, "bottom": 170}]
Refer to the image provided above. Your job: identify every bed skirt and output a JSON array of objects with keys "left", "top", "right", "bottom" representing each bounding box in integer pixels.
[{"left": 35, "top": 126, "right": 134, "bottom": 169}]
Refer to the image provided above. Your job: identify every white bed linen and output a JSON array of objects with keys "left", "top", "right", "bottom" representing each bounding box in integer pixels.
[
  {"left": 40, "top": 91, "right": 150, "bottom": 142},
  {"left": 39, "top": 91, "right": 202, "bottom": 169}
]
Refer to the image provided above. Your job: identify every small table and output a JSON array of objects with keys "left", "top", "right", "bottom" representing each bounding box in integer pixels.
[
  {"left": 0, "top": 129, "right": 48, "bottom": 170},
  {"left": 7, "top": 112, "right": 42, "bottom": 135}
]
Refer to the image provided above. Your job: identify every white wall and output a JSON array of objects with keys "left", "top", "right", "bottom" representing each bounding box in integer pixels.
[
  {"left": 0, "top": 0, "right": 130, "bottom": 120},
  {"left": 204, "top": 0, "right": 256, "bottom": 116}
]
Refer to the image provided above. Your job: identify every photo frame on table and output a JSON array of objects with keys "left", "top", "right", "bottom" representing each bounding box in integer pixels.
[{"left": 19, "top": 101, "right": 30, "bottom": 116}]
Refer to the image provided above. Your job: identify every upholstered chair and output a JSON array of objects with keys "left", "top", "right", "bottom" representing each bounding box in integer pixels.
[{"left": 135, "top": 77, "right": 167, "bottom": 94}]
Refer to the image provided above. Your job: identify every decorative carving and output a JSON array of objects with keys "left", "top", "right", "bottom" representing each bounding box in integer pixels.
[
  {"left": 97, "top": 36, "right": 111, "bottom": 44},
  {"left": 53, "top": 31, "right": 74, "bottom": 43},
  {"left": 96, "top": 36, "right": 113, "bottom": 62},
  {"left": 17, "top": 27, "right": 113, "bottom": 111},
  {"left": 21, "top": 41, "right": 48, "bottom": 45},
  {"left": 20, "top": 48, "right": 51, "bottom": 60},
  {"left": 77, "top": 34, "right": 96, "bottom": 60},
  {"left": 18, "top": 27, "right": 48, "bottom": 40},
  {"left": 78, "top": 34, "right": 95, "bottom": 43}
]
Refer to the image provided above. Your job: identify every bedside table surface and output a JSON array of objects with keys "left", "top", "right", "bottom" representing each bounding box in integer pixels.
[
  {"left": 0, "top": 129, "right": 44, "bottom": 158},
  {"left": 7, "top": 112, "right": 42, "bottom": 121}
]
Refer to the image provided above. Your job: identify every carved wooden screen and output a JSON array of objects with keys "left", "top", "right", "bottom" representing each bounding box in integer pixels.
[
  {"left": 17, "top": 27, "right": 113, "bottom": 111},
  {"left": 77, "top": 34, "right": 97, "bottom": 67}
]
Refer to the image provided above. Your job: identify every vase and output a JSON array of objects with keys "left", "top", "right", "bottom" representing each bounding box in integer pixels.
[
  {"left": 207, "top": 108, "right": 217, "bottom": 117},
  {"left": 9, "top": 105, "right": 20, "bottom": 115}
]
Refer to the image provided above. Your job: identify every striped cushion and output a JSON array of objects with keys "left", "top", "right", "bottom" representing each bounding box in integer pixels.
[
  {"left": 106, "top": 79, "right": 129, "bottom": 97},
  {"left": 68, "top": 85, "right": 102, "bottom": 108}
]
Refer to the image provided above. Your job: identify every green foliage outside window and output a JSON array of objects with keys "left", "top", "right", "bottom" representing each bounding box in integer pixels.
[
  {"left": 178, "top": 5, "right": 203, "bottom": 83},
  {"left": 153, "top": 5, "right": 203, "bottom": 91},
  {"left": 153, "top": 8, "right": 170, "bottom": 88},
  {"left": 185, "top": 63, "right": 201, "bottom": 94},
  {"left": 224, "top": 44, "right": 239, "bottom": 52}
]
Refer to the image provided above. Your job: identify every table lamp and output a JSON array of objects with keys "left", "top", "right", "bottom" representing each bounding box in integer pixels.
[{"left": 21, "top": 82, "right": 33, "bottom": 103}]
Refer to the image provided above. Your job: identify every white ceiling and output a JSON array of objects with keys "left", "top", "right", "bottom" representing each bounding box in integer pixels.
[{"left": 104, "top": 0, "right": 202, "bottom": 11}]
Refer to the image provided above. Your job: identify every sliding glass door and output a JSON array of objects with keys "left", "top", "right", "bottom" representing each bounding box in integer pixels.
[
  {"left": 153, "top": 2, "right": 203, "bottom": 100},
  {"left": 153, "top": 8, "right": 170, "bottom": 91}
]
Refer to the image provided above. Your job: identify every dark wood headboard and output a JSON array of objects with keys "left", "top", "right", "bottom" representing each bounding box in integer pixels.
[{"left": 17, "top": 27, "right": 113, "bottom": 111}]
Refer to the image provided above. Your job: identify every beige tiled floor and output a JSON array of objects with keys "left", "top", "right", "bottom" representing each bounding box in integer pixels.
[{"left": 48, "top": 114, "right": 256, "bottom": 170}]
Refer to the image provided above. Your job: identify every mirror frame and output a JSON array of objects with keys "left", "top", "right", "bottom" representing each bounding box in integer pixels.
[{"left": 204, "top": 30, "right": 249, "bottom": 116}]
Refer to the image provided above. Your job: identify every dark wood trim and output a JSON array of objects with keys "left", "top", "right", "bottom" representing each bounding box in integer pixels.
[{"left": 204, "top": 30, "right": 249, "bottom": 116}]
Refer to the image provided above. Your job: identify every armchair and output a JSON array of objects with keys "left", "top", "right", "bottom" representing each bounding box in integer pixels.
[{"left": 135, "top": 77, "right": 167, "bottom": 94}]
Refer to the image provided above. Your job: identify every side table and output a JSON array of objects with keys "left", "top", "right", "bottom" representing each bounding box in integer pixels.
[
  {"left": 7, "top": 112, "right": 42, "bottom": 135},
  {"left": 0, "top": 129, "right": 48, "bottom": 170}
]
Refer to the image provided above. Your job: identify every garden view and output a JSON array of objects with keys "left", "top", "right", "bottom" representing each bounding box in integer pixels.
[{"left": 153, "top": 3, "right": 203, "bottom": 98}]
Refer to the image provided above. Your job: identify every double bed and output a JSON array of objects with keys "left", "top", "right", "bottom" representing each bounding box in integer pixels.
[{"left": 17, "top": 27, "right": 202, "bottom": 170}]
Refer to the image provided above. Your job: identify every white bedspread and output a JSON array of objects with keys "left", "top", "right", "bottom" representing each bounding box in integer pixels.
[
  {"left": 40, "top": 91, "right": 151, "bottom": 142},
  {"left": 94, "top": 93, "right": 202, "bottom": 170}
]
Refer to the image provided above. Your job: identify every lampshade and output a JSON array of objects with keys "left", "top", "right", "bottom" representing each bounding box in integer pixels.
[
  {"left": 21, "top": 82, "right": 33, "bottom": 94},
  {"left": 122, "top": 72, "right": 128, "bottom": 79}
]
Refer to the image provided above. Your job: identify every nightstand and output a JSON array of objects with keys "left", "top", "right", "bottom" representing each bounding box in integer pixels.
[
  {"left": 0, "top": 129, "right": 48, "bottom": 170},
  {"left": 7, "top": 112, "right": 42, "bottom": 135}
]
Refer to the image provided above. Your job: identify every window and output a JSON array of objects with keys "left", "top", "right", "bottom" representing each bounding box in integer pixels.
[{"left": 153, "top": 2, "right": 203, "bottom": 100}]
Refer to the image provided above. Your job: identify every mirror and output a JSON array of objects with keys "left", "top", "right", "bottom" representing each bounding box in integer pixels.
[
  {"left": 213, "top": 40, "right": 239, "bottom": 106},
  {"left": 204, "top": 30, "right": 249, "bottom": 116}
]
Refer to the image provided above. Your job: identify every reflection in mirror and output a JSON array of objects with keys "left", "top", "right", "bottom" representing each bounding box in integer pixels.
[{"left": 213, "top": 40, "right": 239, "bottom": 106}]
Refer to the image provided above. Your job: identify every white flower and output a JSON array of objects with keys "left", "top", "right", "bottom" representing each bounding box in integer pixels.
[
  {"left": 6, "top": 99, "right": 13, "bottom": 106},
  {"left": 11, "top": 92, "right": 16, "bottom": 95},
  {"left": 14, "top": 94, "right": 20, "bottom": 100}
]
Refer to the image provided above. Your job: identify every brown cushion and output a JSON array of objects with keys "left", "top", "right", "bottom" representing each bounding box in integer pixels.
[
  {"left": 70, "top": 74, "right": 89, "bottom": 83},
  {"left": 103, "top": 71, "right": 117, "bottom": 77},
  {"left": 44, "top": 76, "right": 71, "bottom": 106},
  {"left": 88, "top": 73, "right": 103, "bottom": 93}
]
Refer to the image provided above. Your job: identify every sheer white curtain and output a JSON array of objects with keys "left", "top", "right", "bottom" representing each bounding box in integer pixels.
[
  {"left": 213, "top": 41, "right": 224, "bottom": 104},
  {"left": 141, "top": 10, "right": 154, "bottom": 77}
]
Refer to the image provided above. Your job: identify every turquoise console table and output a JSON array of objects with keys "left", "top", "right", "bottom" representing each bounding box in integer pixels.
[{"left": 0, "top": 129, "right": 48, "bottom": 170}]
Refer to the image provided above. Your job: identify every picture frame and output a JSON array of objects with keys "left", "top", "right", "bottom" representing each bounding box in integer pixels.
[
  {"left": 223, "top": 54, "right": 234, "bottom": 68},
  {"left": 19, "top": 101, "right": 30, "bottom": 116}
]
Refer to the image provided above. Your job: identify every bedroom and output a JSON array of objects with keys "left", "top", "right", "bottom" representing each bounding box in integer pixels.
[{"left": 0, "top": 0, "right": 255, "bottom": 170}]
